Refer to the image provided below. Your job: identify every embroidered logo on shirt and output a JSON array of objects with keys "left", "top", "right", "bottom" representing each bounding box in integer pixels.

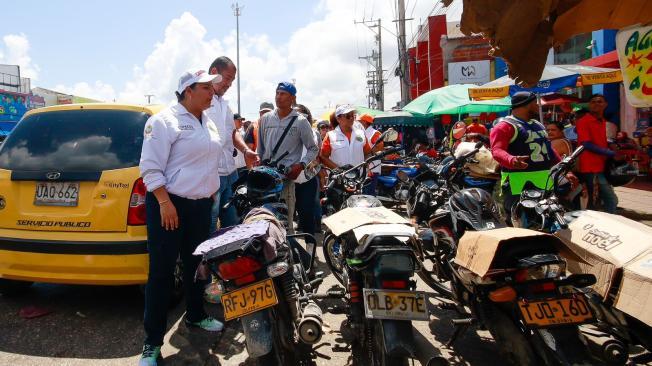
[
  {"left": 144, "top": 124, "right": 153, "bottom": 138},
  {"left": 179, "top": 125, "right": 195, "bottom": 131},
  {"left": 355, "top": 136, "right": 363, "bottom": 142}
]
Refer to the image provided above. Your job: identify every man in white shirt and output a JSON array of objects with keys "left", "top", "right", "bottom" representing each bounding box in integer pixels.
[{"left": 207, "top": 57, "right": 259, "bottom": 230}]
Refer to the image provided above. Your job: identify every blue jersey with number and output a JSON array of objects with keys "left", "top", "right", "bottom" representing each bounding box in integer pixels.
[{"left": 500, "top": 116, "right": 555, "bottom": 173}]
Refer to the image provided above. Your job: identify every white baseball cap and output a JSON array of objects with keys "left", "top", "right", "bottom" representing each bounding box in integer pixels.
[
  {"left": 335, "top": 104, "right": 355, "bottom": 117},
  {"left": 177, "top": 69, "right": 222, "bottom": 94}
]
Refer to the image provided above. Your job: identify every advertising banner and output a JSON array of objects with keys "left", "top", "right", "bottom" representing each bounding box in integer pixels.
[
  {"left": 617, "top": 24, "right": 652, "bottom": 107},
  {"left": 448, "top": 60, "right": 490, "bottom": 85}
]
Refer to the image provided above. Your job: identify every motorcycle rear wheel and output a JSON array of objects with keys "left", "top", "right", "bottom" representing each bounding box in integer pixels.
[{"left": 353, "top": 320, "right": 409, "bottom": 366}]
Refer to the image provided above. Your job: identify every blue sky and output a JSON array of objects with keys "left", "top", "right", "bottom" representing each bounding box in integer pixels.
[
  {"left": 0, "top": 0, "right": 460, "bottom": 120},
  {"left": 1, "top": 1, "right": 316, "bottom": 92}
]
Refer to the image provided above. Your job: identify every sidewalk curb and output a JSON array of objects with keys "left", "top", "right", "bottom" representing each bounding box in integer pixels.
[{"left": 617, "top": 207, "right": 652, "bottom": 221}]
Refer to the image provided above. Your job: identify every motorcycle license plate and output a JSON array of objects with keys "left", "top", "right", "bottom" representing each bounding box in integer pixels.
[
  {"left": 518, "top": 296, "right": 593, "bottom": 327},
  {"left": 363, "top": 289, "right": 429, "bottom": 321},
  {"left": 220, "top": 278, "right": 278, "bottom": 321}
]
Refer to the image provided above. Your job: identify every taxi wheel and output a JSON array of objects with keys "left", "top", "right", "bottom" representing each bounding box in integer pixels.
[
  {"left": 0, "top": 279, "right": 33, "bottom": 295},
  {"left": 170, "top": 257, "right": 184, "bottom": 307},
  {"left": 138, "top": 258, "right": 184, "bottom": 308}
]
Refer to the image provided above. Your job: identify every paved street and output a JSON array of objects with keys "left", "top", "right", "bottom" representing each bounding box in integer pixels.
[
  {"left": 0, "top": 236, "right": 500, "bottom": 366},
  {"left": 2, "top": 233, "right": 652, "bottom": 366}
]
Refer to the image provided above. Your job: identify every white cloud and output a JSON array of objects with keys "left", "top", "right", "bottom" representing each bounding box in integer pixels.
[
  {"left": 53, "top": 81, "right": 117, "bottom": 102},
  {"left": 0, "top": 33, "right": 40, "bottom": 80},
  {"left": 26, "top": 0, "right": 458, "bottom": 119}
]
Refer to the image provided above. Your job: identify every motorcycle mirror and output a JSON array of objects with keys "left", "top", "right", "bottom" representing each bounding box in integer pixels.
[
  {"left": 452, "top": 121, "right": 467, "bottom": 140},
  {"left": 381, "top": 128, "right": 399, "bottom": 143},
  {"left": 396, "top": 170, "right": 410, "bottom": 183}
]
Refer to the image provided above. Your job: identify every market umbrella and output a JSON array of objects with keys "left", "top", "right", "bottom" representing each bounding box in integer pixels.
[
  {"left": 356, "top": 106, "right": 384, "bottom": 117},
  {"left": 442, "top": 0, "right": 652, "bottom": 86},
  {"left": 468, "top": 65, "right": 622, "bottom": 99},
  {"left": 403, "top": 84, "right": 512, "bottom": 117},
  {"left": 373, "top": 110, "right": 432, "bottom": 127}
]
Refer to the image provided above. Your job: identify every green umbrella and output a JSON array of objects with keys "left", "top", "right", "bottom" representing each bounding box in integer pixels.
[
  {"left": 355, "top": 106, "right": 384, "bottom": 117},
  {"left": 373, "top": 110, "right": 432, "bottom": 127},
  {"left": 403, "top": 84, "right": 512, "bottom": 117}
]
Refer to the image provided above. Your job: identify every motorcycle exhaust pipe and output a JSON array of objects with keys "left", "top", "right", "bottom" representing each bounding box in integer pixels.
[
  {"left": 582, "top": 327, "right": 628, "bottom": 365},
  {"left": 297, "top": 301, "right": 323, "bottom": 344}
]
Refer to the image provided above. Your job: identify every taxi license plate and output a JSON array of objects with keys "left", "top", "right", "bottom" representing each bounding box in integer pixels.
[
  {"left": 34, "top": 182, "right": 80, "bottom": 207},
  {"left": 220, "top": 278, "right": 278, "bottom": 321},
  {"left": 518, "top": 296, "right": 593, "bottom": 327},
  {"left": 363, "top": 288, "right": 429, "bottom": 321}
]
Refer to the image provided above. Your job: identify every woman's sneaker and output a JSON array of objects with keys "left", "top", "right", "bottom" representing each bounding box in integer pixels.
[
  {"left": 184, "top": 316, "right": 224, "bottom": 332},
  {"left": 138, "top": 344, "right": 161, "bottom": 366}
]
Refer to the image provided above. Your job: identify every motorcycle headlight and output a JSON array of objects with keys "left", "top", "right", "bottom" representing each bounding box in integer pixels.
[
  {"left": 521, "top": 199, "right": 538, "bottom": 209},
  {"left": 523, "top": 189, "right": 543, "bottom": 199}
]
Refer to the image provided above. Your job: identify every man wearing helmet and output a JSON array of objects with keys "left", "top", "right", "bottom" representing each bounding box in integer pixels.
[{"left": 490, "top": 92, "right": 573, "bottom": 218}]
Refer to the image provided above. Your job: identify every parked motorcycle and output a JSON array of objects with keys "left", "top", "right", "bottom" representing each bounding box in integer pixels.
[
  {"left": 323, "top": 203, "right": 427, "bottom": 366},
  {"left": 195, "top": 160, "right": 323, "bottom": 365},
  {"left": 403, "top": 142, "right": 598, "bottom": 365},
  {"left": 511, "top": 146, "right": 585, "bottom": 233},
  {"left": 510, "top": 146, "right": 651, "bottom": 364}
]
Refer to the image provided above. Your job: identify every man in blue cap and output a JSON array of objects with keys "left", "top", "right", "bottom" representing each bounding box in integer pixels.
[{"left": 257, "top": 81, "right": 318, "bottom": 233}]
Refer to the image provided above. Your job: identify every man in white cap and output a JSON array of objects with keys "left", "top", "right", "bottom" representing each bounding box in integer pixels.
[
  {"left": 206, "top": 56, "right": 259, "bottom": 230},
  {"left": 245, "top": 101, "right": 274, "bottom": 152}
]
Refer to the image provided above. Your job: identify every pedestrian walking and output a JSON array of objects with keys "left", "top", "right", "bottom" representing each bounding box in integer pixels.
[
  {"left": 576, "top": 94, "right": 621, "bottom": 213},
  {"left": 256, "top": 82, "right": 318, "bottom": 234},
  {"left": 138, "top": 69, "right": 225, "bottom": 366},
  {"left": 207, "top": 56, "right": 259, "bottom": 231}
]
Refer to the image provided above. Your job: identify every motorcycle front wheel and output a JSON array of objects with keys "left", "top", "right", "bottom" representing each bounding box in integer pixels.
[
  {"left": 322, "top": 233, "right": 345, "bottom": 285},
  {"left": 418, "top": 226, "right": 455, "bottom": 298}
]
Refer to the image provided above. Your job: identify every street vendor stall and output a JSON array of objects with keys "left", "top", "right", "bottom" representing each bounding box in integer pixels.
[
  {"left": 468, "top": 65, "right": 622, "bottom": 99},
  {"left": 404, "top": 84, "right": 512, "bottom": 117}
]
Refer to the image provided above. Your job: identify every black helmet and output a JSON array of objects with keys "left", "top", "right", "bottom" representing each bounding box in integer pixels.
[
  {"left": 448, "top": 188, "right": 502, "bottom": 231},
  {"left": 246, "top": 166, "right": 284, "bottom": 202},
  {"left": 605, "top": 159, "right": 637, "bottom": 187}
]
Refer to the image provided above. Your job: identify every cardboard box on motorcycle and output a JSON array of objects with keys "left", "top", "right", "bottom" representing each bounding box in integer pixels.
[{"left": 554, "top": 210, "right": 652, "bottom": 327}]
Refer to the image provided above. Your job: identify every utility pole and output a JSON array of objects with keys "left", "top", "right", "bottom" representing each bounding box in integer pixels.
[
  {"left": 355, "top": 18, "right": 384, "bottom": 110},
  {"left": 232, "top": 2, "right": 243, "bottom": 114},
  {"left": 395, "top": 0, "right": 411, "bottom": 106},
  {"left": 144, "top": 94, "right": 154, "bottom": 104}
]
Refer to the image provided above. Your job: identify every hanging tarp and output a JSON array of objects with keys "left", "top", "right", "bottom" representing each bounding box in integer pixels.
[
  {"left": 373, "top": 110, "right": 432, "bottom": 127},
  {"left": 403, "top": 84, "right": 511, "bottom": 117},
  {"left": 443, "top": 0, "right": 651, "bottom": 86}
]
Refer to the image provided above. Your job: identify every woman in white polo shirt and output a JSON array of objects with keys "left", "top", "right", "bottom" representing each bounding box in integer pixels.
[
  {"left": 138, "top": 69, "right": 225, "bottom": 366},
  {"left": 320, "top": 105, "right": 372, "bottom": 170}
]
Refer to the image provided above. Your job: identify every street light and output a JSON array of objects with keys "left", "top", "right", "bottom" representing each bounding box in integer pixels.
[{"left": 232, "top": 2, "right": 243, "bottom": 114}]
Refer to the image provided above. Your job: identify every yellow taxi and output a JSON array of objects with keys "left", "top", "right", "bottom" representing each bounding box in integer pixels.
[{"left": 0, "top": 103, "right": 176, "bottom": 294}]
